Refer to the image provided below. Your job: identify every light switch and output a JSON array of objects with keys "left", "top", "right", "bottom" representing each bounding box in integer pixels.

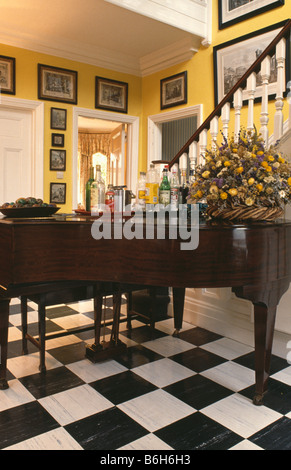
[{"left": 56, "top": 171, "right": 64, "bottom": 179}]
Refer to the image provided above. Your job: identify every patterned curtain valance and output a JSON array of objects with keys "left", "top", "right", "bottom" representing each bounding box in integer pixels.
[{"left": 78, "top": 132, "right": 112, "bottom": 208}]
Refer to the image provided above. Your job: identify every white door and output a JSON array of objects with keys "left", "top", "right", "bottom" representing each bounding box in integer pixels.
[{"left": 0, "top": 107, "right": 33, "bottom": 204}]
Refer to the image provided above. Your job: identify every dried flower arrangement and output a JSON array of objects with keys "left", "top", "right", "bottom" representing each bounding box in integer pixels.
[{"left": 188, "top": 129, "right": 291, "bottom": 221}]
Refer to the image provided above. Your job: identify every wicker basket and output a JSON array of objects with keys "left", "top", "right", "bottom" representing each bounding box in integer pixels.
[{"left": 207, "top": 204, "right": 283, "bottom": 222}]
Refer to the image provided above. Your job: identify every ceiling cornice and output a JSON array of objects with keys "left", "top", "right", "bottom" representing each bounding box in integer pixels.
[{"left": 0, "top": 27, "right": 199, "bottom": 77}]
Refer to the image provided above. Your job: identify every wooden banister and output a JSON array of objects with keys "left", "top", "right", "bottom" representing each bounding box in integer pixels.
[{"left": 160, "top": 19, "right": 291, "bottom": 169}]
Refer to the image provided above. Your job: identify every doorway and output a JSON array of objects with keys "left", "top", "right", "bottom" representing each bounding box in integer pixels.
[
  {"left": 77, "top": 116, "right": 127, "bottom": 208},
  {"left": 72, "top": 107, "right": 139, "bottom": 210},
  {"left": 0, "top": 96, "right": 44, "bottom": 204}
]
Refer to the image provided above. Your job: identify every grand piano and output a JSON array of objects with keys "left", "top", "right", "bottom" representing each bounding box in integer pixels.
[{"left": 0, "top": 214, "right": 291, "bottom": 405}]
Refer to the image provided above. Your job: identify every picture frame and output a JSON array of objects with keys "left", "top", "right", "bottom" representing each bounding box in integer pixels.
[
  {"left": 0, "top": 55, "right": 15, "bottom": 95},
  {"left": 38, "top": 63, "right": 78, "bottom": 104},
  {"left": 213, "top": 21, "right": 290, "bottom": 106},
  {"left": 51, "top": 133, "right": 65, "bottom": 147},
  {"left": 95, "top": 76, "right": 128, "bottom": 113},
  {"left": 160, "top": 71, "right": 187, "bottom": 110},
  {"left": 50, "top": 149, "right": 66, "bottom": 171},
  {"left": 50, "top": 107, "right": 67, "bottom": 130},
  {"left": 218, "top": 0, "right": 285, "bottom": 30},
  {"left": 50, "top": 183, "right": 66, "bottom": 204}
]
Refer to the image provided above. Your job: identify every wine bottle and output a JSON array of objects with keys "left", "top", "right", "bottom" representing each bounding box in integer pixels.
[{"left": 85, "top": 166, "right": 94, "bottom": 212}]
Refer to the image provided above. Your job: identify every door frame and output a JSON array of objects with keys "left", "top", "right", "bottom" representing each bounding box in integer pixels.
[
  {"left": 147, "top": 104, "right": 203, "bottom": 167},
  {"left": 72, "top": 107, "right": 139, "bottom": 209},
  {"left": 0, "top": 96, "right": 44, "bottom": 197}
]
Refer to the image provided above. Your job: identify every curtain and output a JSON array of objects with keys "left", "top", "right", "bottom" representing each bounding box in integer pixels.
[{"left": 78, "top": 132, "right": 112, "bottom": 206}]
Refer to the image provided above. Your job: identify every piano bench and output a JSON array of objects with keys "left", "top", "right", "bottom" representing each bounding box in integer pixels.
[{"left": 20, "top": 281, "right": 118, "bottom": 373}]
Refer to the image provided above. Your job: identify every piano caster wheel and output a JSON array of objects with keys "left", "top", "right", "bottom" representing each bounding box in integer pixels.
[
  {"left": 0, "top": 378, "right": 9, "bottom": 390},
  {"left": 253, "top": 393, "right": 264, "bottom": 406}
]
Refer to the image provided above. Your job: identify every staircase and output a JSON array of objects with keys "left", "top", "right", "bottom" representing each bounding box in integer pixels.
[{"left": 162, "top": 19, "right": 291, "bottom": 169}]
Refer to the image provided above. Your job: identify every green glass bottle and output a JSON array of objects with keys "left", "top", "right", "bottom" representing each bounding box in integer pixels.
[
  {"left": 159, "top": 166, "right": 171, "bottom": 207},
  {"left": 85, "top": 166, "right": 94, "bottom": 211}
]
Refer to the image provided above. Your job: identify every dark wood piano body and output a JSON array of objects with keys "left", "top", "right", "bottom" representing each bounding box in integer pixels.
[{"left": 1, "top": 216, "right": 291, "bottom": 405}]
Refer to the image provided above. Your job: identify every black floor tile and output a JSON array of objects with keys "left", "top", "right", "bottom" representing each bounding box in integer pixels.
[
  {"left": 171, "top": 347, "right": 227, "bottom": 373},
  {"left": 249, "top": 417, "right": 291, "bottom": 450},
  {"left": 163, "top": 374, "right": 233, "bottom": 410},
  {"left": 65, "top": 407, "right": 148, "bottom": 450},
  {"left": 90, "top": 370, "right": 157, "bottom": 405},
  {"left": 115, "top": 344, "right": 163, "bottom": 369},
  {"left": 234, "top": 351, "right": 289, "bottom": 375},
  {"left": 45, "top": 305, "right": 80, "bottom": 319},
  {"left": 177, "top": 327, "right": 223, "bottom": 346},
  {"left": 120, "top": 325, "right": 167, "bottom": 343},
  {"left": 19, "top": 366, "right": 85, "bottom": 399},
  {"left": 0, "top": 401, "right": 59, "bottom": 449},
  {"left": 155, "top": 412, "right": 242, "bottom": 450},
  {"left": 240, "top": 378, "right": 291, "bottom": 415},
  {"left": 48, "top": 341, "right": 87, "bottom": 364}
]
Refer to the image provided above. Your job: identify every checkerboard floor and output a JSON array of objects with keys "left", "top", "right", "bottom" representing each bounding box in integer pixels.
[{"left": 1, "top": 296, "right": 291, "bottom": 450}]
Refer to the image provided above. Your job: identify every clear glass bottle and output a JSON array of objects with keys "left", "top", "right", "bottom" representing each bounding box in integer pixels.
[
  {"left": 85, "top": 166, "right": 94, "bottom": 211},
  {"left": 159, "top": 166, "right": 171, "bottom": 207},
  {"left": 170, "top": 166, "right": 179, "bottom": 211},
  {"left": 136, "top": 171, "right": 146, "bottom": 210},
  {"left": 145, "top": 164, "right": 159, "bottom": 209},
  {"left": 90, "top": 164, "right": 105, "bottom": 214}
]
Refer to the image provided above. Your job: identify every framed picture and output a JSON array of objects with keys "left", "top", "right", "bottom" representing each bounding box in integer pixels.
[
  {"left": 38, "top": 63, "right": 78, "bottom": 104},
  {"left": 51, "top": 107, "right": 67, "bottom": 130},
  {"left": 213, "top": 21, "right": 290, "bottom": 106},
  {"left": 95, "top": 76, "right": 128, "bottom": 113},
  {"left": 218, "top": 0, "right": 285, "bottom": 30},
  {"left": 160, "top": 71, "right": 187, "bottom": 110},
  {"left": 50, "top": 183, "right": 66, "bottom": 204},
  {"left": 50, "top": 149, "right": 66, "bottom": 171},
  {"left": 51, "top": 133, "right": 65, "bottom": 147},
  {"left": 0, "top": 55, "right": 15, "bottom": 95}
]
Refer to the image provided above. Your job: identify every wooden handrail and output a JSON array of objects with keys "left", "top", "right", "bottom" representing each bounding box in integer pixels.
[{"left": 159, "top": 19, "right": 291, "bottom": 169}]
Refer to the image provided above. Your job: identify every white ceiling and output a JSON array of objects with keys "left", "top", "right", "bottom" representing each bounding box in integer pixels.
[{"left": 0, "top": 0, "right": 202, "bottom": 76}]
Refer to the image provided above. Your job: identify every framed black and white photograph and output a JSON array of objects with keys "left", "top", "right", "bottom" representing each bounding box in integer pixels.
[
  {"left": 51, "top": 133, "right": 65, "bottom": 147},
  {"left": 160, "top": 71, "right": 187, "bottom": 110},
  {"left": 50, "top": 183, "right": 66, "bottom": 204},
  {"left": 95, "top": 76, "right": 128, "bottom": 113},
  {"left": 0, "top": 55, "right": 15, "bottom": 95},
  {"left": 218, "top": 0, "right": 285, "bottom": 30},
  {"left": 50, "top": 107, "right": 67, "bottom": 130},
  {"left": 50, "top": 149, "right": 66, "bottom": 171},
  {"left": 38, "top": 63, "right": 78, "bottom": 104},
  {"left": 213, "top": 21, "right": 290, "bottom": 106}
]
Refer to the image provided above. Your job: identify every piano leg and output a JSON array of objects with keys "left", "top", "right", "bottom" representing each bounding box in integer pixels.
[
  {"left": 172, "top": 287, "right": 185, "bottom": 336},
  {"left": 0, "top": 298, "right": 10, "bottom": 390},
  {"left": 253, "top": 303, "right": 277, "bottom": 406}
]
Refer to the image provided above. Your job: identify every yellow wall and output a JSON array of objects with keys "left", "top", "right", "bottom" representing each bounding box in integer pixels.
[
  {"left": 0, "top": 1, "right": 289, "bottom": 210},
  {"left": 0, "top": 43, "right": 142, "bottom": 211},
  {"left": 141, "top": 0, "right": 290, "bottom": 170}
]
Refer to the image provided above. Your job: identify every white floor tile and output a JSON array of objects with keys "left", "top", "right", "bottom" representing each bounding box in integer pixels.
[
  {"left": 52, "top": 314, "right": 93, "bottom": 330},
  {"left": 8, "top": 326, "right": 23, "bottom": 342},
  {"left": 45, "top": 334, "right": 83, "bottom": 350},
  {"left": 3, "top": 427, "right": 83, "bottom": 450},
  {"left": 229, "top": 439, "right": 263, "bottom": 450},
  {"left": 0, "top": 379, "right": 35, "bottom": 412},
  {"left": 8, "top": 310, "right": 39, "bottom": 327},
  {"left": 118, "top": 389, "right": 195, "bottom": 432},
  {"left": 201, "top": 394, "right": 282, "bottom": 439},
  {"left": 201, "top": 361, "right": 255, "bottom": 392},
  {"left": 154, "top": 318, "right": 194, "bottom": 335},
  {"left": 271, "top": 366, "right": 291, "bottom": 386},
  {"left": 118, "top": 433, "right": 173, "bottom": 450},
  {"left": 66, "top": 358, "right": 127, "bottom": 383},
  {"left": 39, "top": 384, "right": 113, "bottom": 426},
  {"left": 142, "top": 335, "right": 195, "bottom": 357},
  {"left": 201, "top": 337, "right": 253, "bottom": 360},
  {"left": 133, "top": 358, "right": 196, "bottom": 388},
  {"left": 7, "top": 352, "right": 62, "bottom": 378}
]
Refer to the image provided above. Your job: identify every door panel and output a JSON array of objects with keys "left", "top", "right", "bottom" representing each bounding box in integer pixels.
[{"left": 0, "top": 108, "right": 32, "bottom": 203}]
